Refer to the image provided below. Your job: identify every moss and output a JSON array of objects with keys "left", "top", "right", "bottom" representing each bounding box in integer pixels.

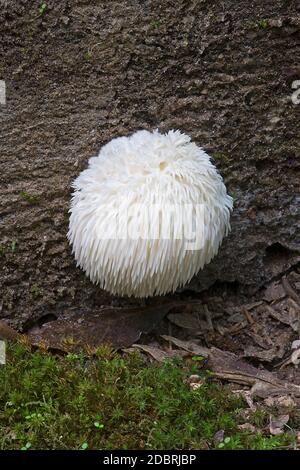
[
  {"left": 19, "top": 191, "right": 39, "bottom": 205},
  {"left": 257, "top": 19, "right": 268, "bottom": 29},
  {"left": 30, "top": 284, "right": 43, "bottom": 299},
  {"left": 0, "top": 343, "right": 296, "bottom": 450},
  {"left": 150, "top": 20, "right": 161, "bottom": 29},
  {"left": 0, "top": 245, "right": 6, "bottom": 257},
  {"left": 229, "top": 190, "right": 238, "bottom": 201},
  {"left": 84, "top": 51, "right": 92, "bottom": 61},
  {"left": 39, "top": 3, "right": 47, "bottom": 16},
  {"left": 213, "top": 152, "right": 232, "bottom": 165},
  {"left": 11, "top": 240, "right": 17, "bottom": 252}
]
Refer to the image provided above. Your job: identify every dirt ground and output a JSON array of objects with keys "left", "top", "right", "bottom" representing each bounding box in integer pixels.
[{"left": 1, "top": 2, "right": 300, "bottom": 385}]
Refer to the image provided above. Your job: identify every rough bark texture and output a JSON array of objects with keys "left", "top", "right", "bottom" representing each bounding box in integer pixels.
[{"left": 1, "top": 0, "right": 300, "bottom": 328}]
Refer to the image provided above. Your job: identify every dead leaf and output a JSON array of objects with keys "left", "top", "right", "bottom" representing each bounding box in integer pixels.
[
  {"left": 213, "top": 429, "right": 225, "bottom": 445},
  {"left": 291, "top": 348, "right": 300, "bottom": 366},
  {"left": 238, "top": 423, "right": 256, "bottom": 433},
  {"left": 243, "top": 346, "right": 284, "bottom": 363},
  {"left": 226, "top": 312, "right": 245, "bottom": 324},
  {"left": 0, "top": 321, "right": 22, "bottom": 342},
  {"left": 187, "top": 374, "right": 204, "bottom": 390},
  {"left": 292, "top": 340, "right": 300, "bottom": 350},
  {"left": 264, "top": 282, "right": 286, "bottom": 302},
  {"left": 269, "top": 414, "right": 289, "bottom": 435},
  {"left": 131, "top": 344, "right": 187, "bottom": 362},
  {"left": 266, "top": 304, "right": 297, "bottom": 330},
  {"left": 245, "top": 331, "right": 273, "bottom": 349},
  {"left": 278, "top": 341, "right": 300, "bottom": 369},
  {"left": 207, "top": 347, "right": 300, "bottom": 398},
  {"left": 264, "top": 396, "right": 296, "bottom": 408},
  {"left": 161, "top": 335, "right": 209, "bottom": 357},
  {"left": 168, "top": 312, "right": 201, "bottom": 330},
  {"left": 223, "top": 320, "right": 248, "bottom": 335},
  {"left": 189, "top": 382, "right": 203, "bottom": 390},
  {"left": 187, "top": 374, "right": 202, "bottom": 384},
  {"left": 244, "top": 301, "right": 264, "bottom": 310},
  {"left": 250, "top": 381, "right": 299, "bottom": 399},
  {"left": 168, "top": 305, "right": 219, "bottom": 332},
  {"left": 28, "top": 304, "right": 175, "bottom": 351}
]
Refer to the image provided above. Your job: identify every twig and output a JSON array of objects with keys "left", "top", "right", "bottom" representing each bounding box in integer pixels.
[
  {"left": 243, "top": 301, "right": 263, "bottom": 311},
  {"left": 242, "top": 307, "right": 255, "bottom": 325},
  {"left": 224, "top": 320, "right": 248, "bottom": 335}
]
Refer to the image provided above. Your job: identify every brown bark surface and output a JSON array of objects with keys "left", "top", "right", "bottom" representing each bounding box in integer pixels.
[{"left": 1, "top": 0, "right": 299, "bottom": 328}]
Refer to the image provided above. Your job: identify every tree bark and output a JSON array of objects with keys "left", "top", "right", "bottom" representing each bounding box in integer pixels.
[{"left": 1, "top": 0, "right": 299, "bottom": 328}]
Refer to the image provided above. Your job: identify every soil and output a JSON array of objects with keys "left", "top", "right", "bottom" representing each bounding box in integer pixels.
[{"left": 0, "top": 1, "right": 300, "bottom": 381}]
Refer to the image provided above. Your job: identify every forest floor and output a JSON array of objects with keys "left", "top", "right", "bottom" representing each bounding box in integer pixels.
[
  {"left": 0, "top": 341, "right": 299, "bottom": 450},
  {"left": 1, "top": 268, "right": 300, "bottom": 450}
]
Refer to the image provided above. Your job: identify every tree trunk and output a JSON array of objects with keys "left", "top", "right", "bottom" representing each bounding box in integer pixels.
[{"left": 1, "top": 0, "right": 299, "bottom": 328}]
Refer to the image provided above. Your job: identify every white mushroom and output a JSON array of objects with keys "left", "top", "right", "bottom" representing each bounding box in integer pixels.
[{"left": 68, "top": 129, "right": 233, "bottom": 297}]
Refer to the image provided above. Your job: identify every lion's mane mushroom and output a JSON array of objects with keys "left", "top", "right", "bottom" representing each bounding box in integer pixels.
[{"left": 68, "top": 130, "right": 233, "bottom": 297}]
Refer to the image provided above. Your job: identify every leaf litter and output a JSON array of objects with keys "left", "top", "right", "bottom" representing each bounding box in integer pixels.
[{"left": 1, "top": 271, "right": 300, "bottom": 441}]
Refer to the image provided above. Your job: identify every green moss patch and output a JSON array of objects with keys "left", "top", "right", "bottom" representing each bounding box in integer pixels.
[{"left": 0, "top": 343, "right": 296, "bottom": 450}]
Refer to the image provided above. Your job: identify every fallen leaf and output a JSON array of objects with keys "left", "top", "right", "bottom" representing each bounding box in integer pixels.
[
  {"left": 264, "top": 396, "right": 296, "bottom": 408},
  {"left": 266, "top": 304, "right": 297, "bottom": 331},
  {"left": 264, "top": 282, "right": 286, "bottom": 302},
  {"left": 269, "top": 414, "right": 289, "bottom": 435},
  {"left": 189, "top": 382, "right": 203, "bottom": 390},
  {"left": 250, "top": 381, "right": 297, "bottom": 399},
  {"left": 291, "top": 348, "right": 300, "bottom": 366},
  {"left": 213, "top": 429, "right": 225, "bottom": 445},
  {"left": 168, "top": 312, "right": 201, "bottom": 330},
  {"left": 187, "top": 374, "right": 204, "bottom": 390},
  {"left": 243, "top": 346, "right": 284, "bottom": 363},
  {"left": 131, "top": 344, "right": 187, "bottom": 362},
  {"left": 292, "top": 340, "right": 300, "bottom": 350},
  {"left": 243, "top": 301, "right": 264, "bottom": 310},
  {"left": 28, "top": 304, "right": 175, "bottom": 351},
  {"left": 226, "top": 312, "right": 245, "bottom": 324},
  {"left": 245, "top": 331, "right": 273, "bottom": 349},
  {"left": 243, "top": 330, "right": 291, "bottom": 362},
  {"left": 187, "top": 374, "right": 202, "bottom": 384},
  {"left": 237, "top": 423, "right": 256, "bottom": 433},
  {"left": 0, "top": 321, "right": 22, "bottom": 342},
  {"left": 161, "top": 335, "right": 209, "bottom": 357},
  {"left": 207, "top": 347, "right": 300, "bottom": 398}
]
